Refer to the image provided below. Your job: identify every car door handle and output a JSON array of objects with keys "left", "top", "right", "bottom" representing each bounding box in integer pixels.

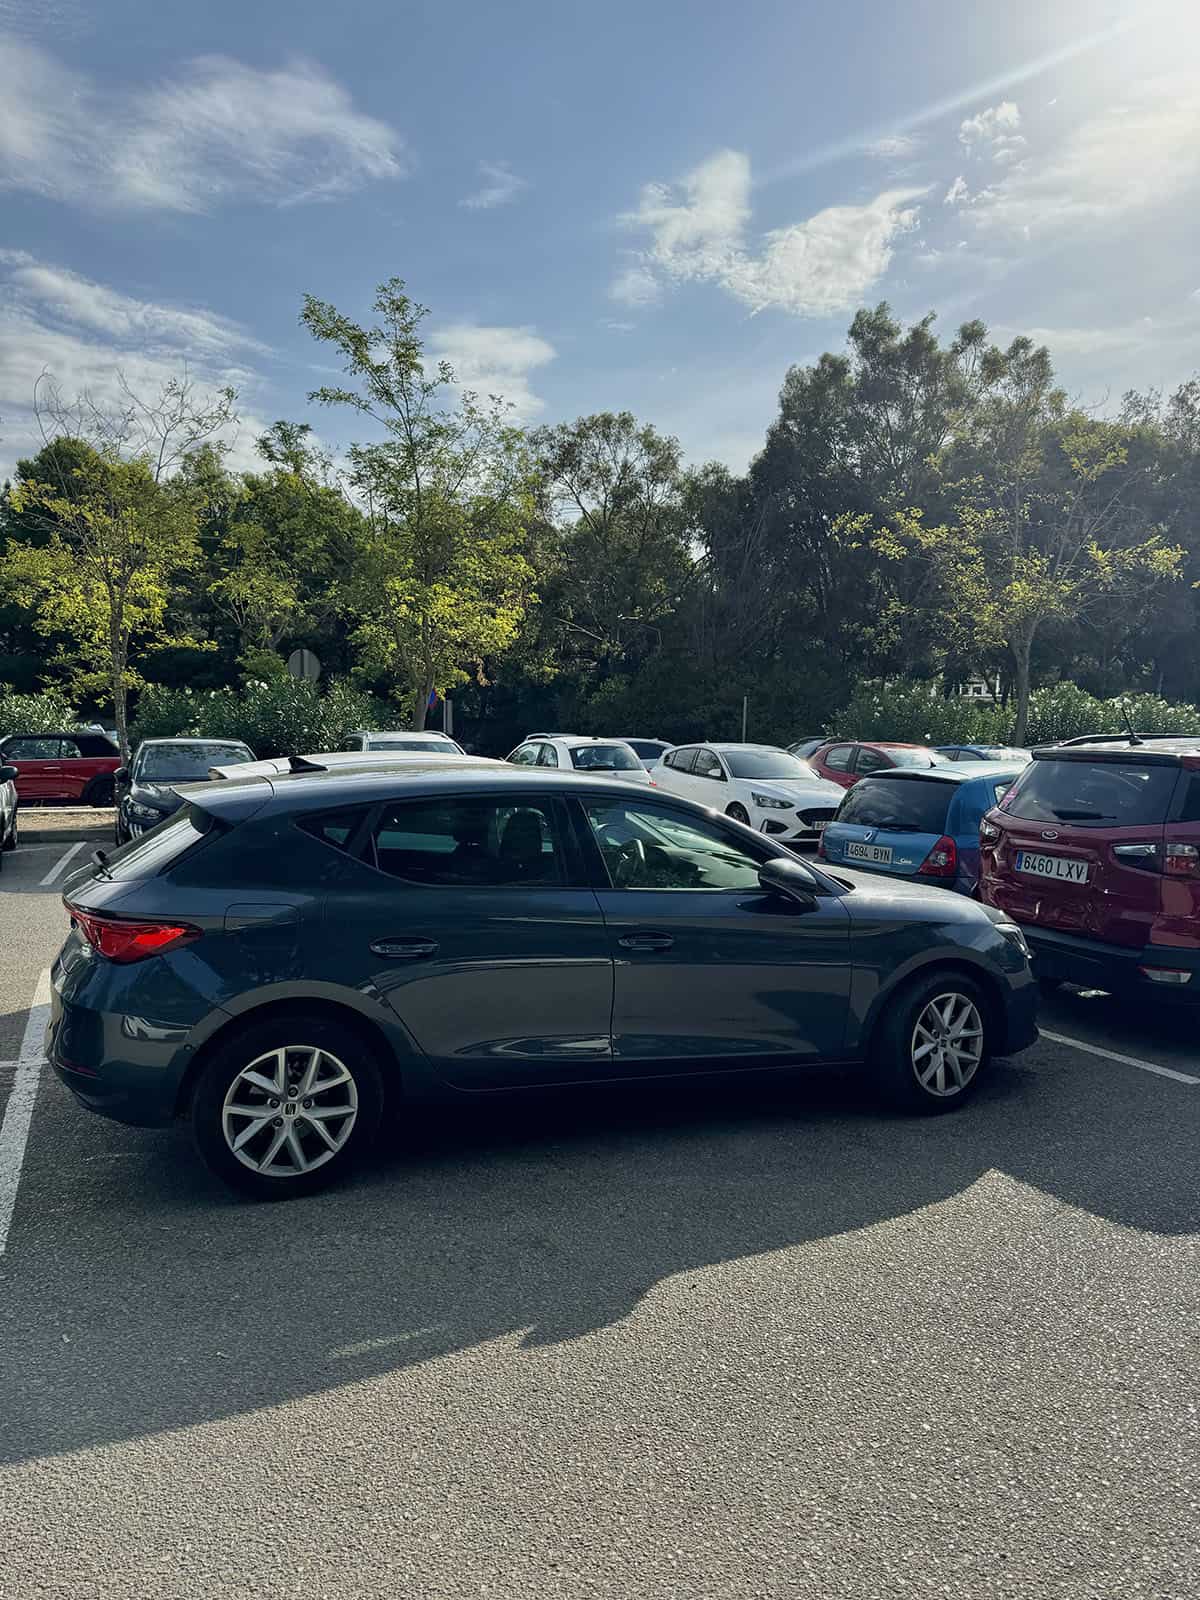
[
  {"left": 370, "top": 937, "right": 439, "bottom": 960},
  {"left": 618, "top": 931, "right": 674, "bottom": 952}
]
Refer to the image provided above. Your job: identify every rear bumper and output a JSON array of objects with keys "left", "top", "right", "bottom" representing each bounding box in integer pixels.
[{"left": 1020, "top": 924, "right": 1200, "bottom": 1000}]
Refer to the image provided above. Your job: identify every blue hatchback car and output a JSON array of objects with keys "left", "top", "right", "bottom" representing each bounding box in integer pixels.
[{"left": 819, "top": 763, "right": 1025, "bottom": 896}]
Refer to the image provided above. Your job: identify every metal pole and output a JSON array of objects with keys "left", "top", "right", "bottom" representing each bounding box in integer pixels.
[{"left": 741, "top": 695, "right": 748, "bottom": 741}]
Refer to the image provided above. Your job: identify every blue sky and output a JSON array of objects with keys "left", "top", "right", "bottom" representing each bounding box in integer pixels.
[{"left": 2, "top": 0, "right": 1199, "bottom": 479}]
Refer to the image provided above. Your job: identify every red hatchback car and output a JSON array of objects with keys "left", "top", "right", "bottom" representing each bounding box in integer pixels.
[
  {"left": 0, "top": 731, "right": 121, "bottom": 806},
  {"left": 979, "top": 736, "right": 1200, "bottom": 999},
  {"left": 809, "top": 740, "right": 949, "bottom": 790}
]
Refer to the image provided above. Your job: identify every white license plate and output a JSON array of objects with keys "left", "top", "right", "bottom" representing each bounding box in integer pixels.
[
  {"left": 847, "top": 841, "right": 893, "bottom": 865},
  {"left": 1016, "top": 850, "right": 1090, "bottom": 884}
]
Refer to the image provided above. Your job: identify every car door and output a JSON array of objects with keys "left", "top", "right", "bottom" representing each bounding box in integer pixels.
[
  {"left": 853, "top": 745, "right": 892, "bottom": 781},
  {"left": 689, "top": 746, "right": 730, "bottom": 810},
  {"left": 817, "top": 743, "right": 857, "bottom": 789},
  {"left": 55, "top": 736, "right": 94, "bottom": 800},
  {"left": 331, "top": 791, "right": 615, "bottom": 1089},
  {"left": 576, "top": 794, "right": 852, "bottom": 1067},
  {"left": 1, "top": 737, "right": 68, "bottom": 800},
  {"left": 652, "top": 745, "right": 697, "bottom": 802}
]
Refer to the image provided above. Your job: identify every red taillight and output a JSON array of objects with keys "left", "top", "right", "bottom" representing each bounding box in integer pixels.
[
  {"left": 67, "top": 903, "right": 199, "bottom": 963},
  {"left": 918, "top": 834, "right": 958, "bottom": 879},
  {"left": 816, "top": 832, "right": 827, "bottom": 858}
]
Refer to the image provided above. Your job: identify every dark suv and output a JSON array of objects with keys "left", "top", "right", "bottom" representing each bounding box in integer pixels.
[
  {"left": 978, "top": 737, "right": 1200, "bottom": 998},
  {"left": 49, "top": 765, "right": 1037, "bottom": 1197}
]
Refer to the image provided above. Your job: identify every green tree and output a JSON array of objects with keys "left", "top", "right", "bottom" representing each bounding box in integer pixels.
[{"left": 301, "top": 280, "right": 536, "bottom": 728}]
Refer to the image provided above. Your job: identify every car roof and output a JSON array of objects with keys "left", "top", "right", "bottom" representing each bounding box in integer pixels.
[
  {"left": 190, "top": 760, "right": 676, "bottom": 815},
  {"left": 353, "top": 729, "right": 454, "bottom": 739},
  {"left": 210, "top": 751, "right": 498, "bottom": 779},
  {"left": 851, "top": 761, "right": 1025, "bottom": 786},
  {"left": 139, "top": 736, "right": 252, "bottom": 748},
  {"left": 3, "top": 729, "right": 116, "bottom": 740},
  {"left": 1034, "top": 737, "right": 1200, "bottom": 763}
]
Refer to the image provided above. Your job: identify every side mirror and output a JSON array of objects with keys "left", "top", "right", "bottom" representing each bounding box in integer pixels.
[
  {"left": 758, "top": 855, "right": 819, "bottom": 911},
  {"left": 0, "top": 765, "right": 17, "bottom": 784}
]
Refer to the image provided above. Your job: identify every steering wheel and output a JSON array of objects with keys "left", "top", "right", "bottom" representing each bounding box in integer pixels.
[{"left": 613, "top": 835, "right": 647, "bottom": 887}]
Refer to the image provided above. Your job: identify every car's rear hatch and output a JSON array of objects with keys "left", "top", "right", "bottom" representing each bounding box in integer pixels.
[
  {"left": 820, "top": 773, "right": 955, "bottom": 881},
  {"left": 981, "top": 749, "right": 1184, "bottom": 946}
]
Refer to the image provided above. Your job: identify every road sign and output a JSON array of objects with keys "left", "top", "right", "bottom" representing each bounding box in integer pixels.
[{"left": 287, "top": 649, "right": 321, "bottom": 683}]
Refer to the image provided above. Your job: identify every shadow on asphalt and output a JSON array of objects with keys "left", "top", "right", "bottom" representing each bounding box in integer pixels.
[{"left": 1, "top": 1047, "right": 1196, "bottom": 1465}]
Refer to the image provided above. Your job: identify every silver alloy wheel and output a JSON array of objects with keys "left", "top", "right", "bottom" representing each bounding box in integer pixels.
[
  {"left": 221, "top": 1045, "right": 359, "bottom": 1177},
  {"left": 910, "top": 992, "right": 984, "bottom": 1097}
]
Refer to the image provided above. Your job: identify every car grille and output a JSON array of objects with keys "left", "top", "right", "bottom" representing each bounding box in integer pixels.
[{"left": 797, "top": 807, "right": 835, "bottom": 827}]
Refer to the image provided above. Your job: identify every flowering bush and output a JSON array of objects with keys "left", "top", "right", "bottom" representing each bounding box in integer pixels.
[
  {"left": 0, "top": 689, "right": 82, "bottom": 739},
  {"left": 129, "top": 679, "right": 399, "bottom": 757}
]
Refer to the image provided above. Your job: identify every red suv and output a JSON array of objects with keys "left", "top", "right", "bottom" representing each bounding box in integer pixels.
[
  {"left": 0, "top": 731, "right": 121, "bottom": 806},
  {"left": 978, "top": 736, "right": 1200, "bottom": 999},
  {"left": 809, "top": 740, "right": 948, "bottom": 790}
]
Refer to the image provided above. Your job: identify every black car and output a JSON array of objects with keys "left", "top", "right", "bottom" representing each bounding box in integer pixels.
[
  {"left": 114, "top": 737, "right": 256, "bottom": 844},
  {"left": 51, "top": 763, "right": 1038, "bottom": 1198}
]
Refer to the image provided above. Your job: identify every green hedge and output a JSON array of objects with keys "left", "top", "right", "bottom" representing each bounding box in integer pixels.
[
  {"left": 128, "top": 679, "right": 402, "bottom": 757},
  {"left": 0, "top": 689, "right": 81, "bottom": 739},
  {"left": 837, "top": 681, "right": 1200, "bottom": 747}
]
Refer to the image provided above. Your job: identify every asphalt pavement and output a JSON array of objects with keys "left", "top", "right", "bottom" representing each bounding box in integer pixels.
[{"left": 1, "top": 811, "right": 1198, "bottom": 1599}]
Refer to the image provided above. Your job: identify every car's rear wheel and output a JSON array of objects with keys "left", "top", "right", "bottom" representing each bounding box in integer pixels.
[
  {"left": 869, "top": 971, "right": 990, "bottom": 1113},
  {"left": 191, "top": 1013, "right": 385, "bottom": 1198},
  {"left": 726, "top": 803, "right": 750, "bottom": 825},
  {"left": 85, "top": 775, "right": 115, "bottom": 807}
]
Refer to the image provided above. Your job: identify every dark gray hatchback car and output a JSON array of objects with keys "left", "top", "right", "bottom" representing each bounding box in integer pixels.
[{"left": 50, "top": 764, "right": 1038, "bottom": 1197}]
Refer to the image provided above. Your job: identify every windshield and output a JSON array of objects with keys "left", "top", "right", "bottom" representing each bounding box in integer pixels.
[
  {"left": 836, "top": 777, "right": 952, "bottom": 833},
  {"left": 570, "top": 743, "right": 641, "bottom": 771},
  {"left": 885, "top": 747, "right": 948, "bottom": 769},
  {"left": 136, "top": 744, "right": 252, "bottom": 781},
  {"left": 1000, "top": 759, "right": 1179, "bottom": 826},
  {"left": 366, "top": 737, "right": 462, "bottom": 753},
  {"left": 724, "top": 750, "right": 816, "bottom": 780}
]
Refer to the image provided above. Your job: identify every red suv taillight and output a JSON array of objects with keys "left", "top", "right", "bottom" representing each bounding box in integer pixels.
[
  {"left": 67, "top": 903, "right": 199, "bottom": 964},
  {"left": 1112, "top": 842, "right": 1200, "bottom": 877},
  {"left": 1163, "top": 843, "right": 1200, "bottom": 877},
  {"left": 918, "top": 835, "right": 957, "bottom": 879}
]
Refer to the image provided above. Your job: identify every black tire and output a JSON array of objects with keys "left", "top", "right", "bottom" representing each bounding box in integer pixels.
[
  {"left": 85, "top": 776, "right": 115, "bottom": 807},
  {"left": 868, "top": 970, "right": 991, "bottom": 1114},
  {"left": 726, "top": 803, "right": 751, "bottom": 825},
  {"left": 191, "top": 1012, "right": 386, "bottom": 1199}
]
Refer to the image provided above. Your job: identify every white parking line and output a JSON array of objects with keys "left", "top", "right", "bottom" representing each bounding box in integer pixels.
[
  {"left": 38, "top": 841, "right": 85, "bottom": 886},
  {"left": 1041, "top": 1028, "right": 1200, "bottom": 1086},
  {"left": 0, "top": 968, "right": 51, "bottom": 1258}
]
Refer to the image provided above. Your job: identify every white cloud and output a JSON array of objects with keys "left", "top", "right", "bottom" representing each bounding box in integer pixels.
[
  {"left": 459, "top": 160, "right": 529, "bottom": 210},
  {"left": 0, "top": 253, "right": 269, "bottom": 476},
  {"left": 944, "top": 174, "right": 969, "bottom": 206},
  {"left": 0, "top": 35, "right": 407, "bottom": 212},
  {"left": 959, "top": 101, "right": 1025, "bottom": 163},
  {"left": 429, "top": 323, "right": 556, "bottom": 420},
  {"left": 971, "top": 78, "right": 1200, "bottom": 234},
  {"left": 610, "top": 263, "right": 663, "bottom": 308},
  {"left": 865, "top": 132, "right": 921, "bottom": 160},
  {"left": 616, "top": 148, "right": 921, "bottom": 317}
]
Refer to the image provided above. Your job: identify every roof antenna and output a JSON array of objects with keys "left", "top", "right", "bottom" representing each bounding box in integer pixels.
[
  {"left": 1119, "top": 702, "right": 1143, "bottom": 746},
  {"left": 287, "top": 753, "right": 326, "bottom": 773}
]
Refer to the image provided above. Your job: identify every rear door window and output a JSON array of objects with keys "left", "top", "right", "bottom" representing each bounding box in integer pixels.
[
  {"left": 298, "top": 807, "right": 371, "bottom": 853},
  {"left": 823, "top": 745, "right": 853, "bottom": 773},
  {"left": 836, "top": 777, "right": 953, "bottom": 833},
  {"left": 370, "top": 797, "right": 565, "bottom": 886},
  {"left": 1001, "top": 759, "right": 1179, "bottom": 827},
  {"left": 536, "top": 742, "right": 560, "bottom": 767},
  {"left": 668, "top": 746, "right": 698, "bottom": 773},
  {"left": 854, "top": 746, "right": 890, "bottom": 775}
]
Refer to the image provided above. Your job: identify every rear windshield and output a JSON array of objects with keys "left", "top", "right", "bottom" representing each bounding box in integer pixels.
[
  {"left": 365, "top": 737, "right": 461, "bottom": 753},
  {"left": 1000, "top": 758, "right": 1179, "bottom": 827},
  {"left": 103, "top": 809, "right": 213, "bottom": 878},
  {"left": 836, "top": 777, "right": 952, "bottom": 834},
  {"left": 625, "top": 740, "right": 667, "bottom": 759},
  {"left": 569, "top": 744, "right": 641, "bottom": 772},
  {"left": 725, "top": 750, "right": 815, "bottom": 780}
]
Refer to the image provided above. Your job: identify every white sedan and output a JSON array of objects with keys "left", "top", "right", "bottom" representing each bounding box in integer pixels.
[
  {"left": 506, "top": 735, "right": 651, "bottom": 785},
  {"left": 651, "top": 742, "right": 845, "bottom": 846}
]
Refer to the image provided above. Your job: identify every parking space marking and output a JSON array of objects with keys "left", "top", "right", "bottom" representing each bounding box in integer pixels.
[
  {"left": 0, "top": 968, "right": 51, "bottom": 1258},
  {"left": 38, "top": 841, "right": 85, "bottom": 886},
  {"left": 1041, "top": 1027, "right": 1200, "bottom": 1086}
]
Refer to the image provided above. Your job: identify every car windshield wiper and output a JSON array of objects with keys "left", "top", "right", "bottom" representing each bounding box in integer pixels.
[
  {"left": 860, "top": 821, "right": 922, "bottom": 832},
  {"left": 1049, "top": 807, "right": 1107, "bottom": 820}
]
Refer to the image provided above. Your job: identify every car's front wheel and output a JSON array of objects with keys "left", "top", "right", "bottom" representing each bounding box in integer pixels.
[
  {"left": 869, "top": 971, "right": 990, "bottom": 1113},
  {"left": 726, "top": 803, "right": 750, "bottom": 825},
  {"left": 191, "top": 1014, "right": 385, "bottom": 1198}
]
